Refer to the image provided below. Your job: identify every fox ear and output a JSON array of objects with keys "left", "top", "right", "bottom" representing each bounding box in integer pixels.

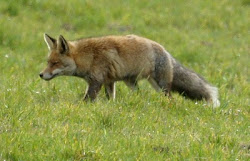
[
  {"left": 44, "top": 33, "right": 56, "bottom": 50},
  {"left": 58, "top": 35, "right": 69, "bottom": 54}
]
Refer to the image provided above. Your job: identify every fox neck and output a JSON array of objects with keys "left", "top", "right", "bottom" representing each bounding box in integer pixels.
[{"left": 69, "top": 41, "right": 93, "bottom": 79}]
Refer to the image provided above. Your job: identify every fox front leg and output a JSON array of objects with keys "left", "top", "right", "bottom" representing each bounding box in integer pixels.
[
  {"left": 104, "top": 82, "right": 116, "bottom": 100},
  {"left": 84, "top": 81, "right": 102, "bottom": 101}
]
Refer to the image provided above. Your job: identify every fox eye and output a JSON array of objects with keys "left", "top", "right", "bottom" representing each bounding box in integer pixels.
[
  {"left": 52, "top": 62, "right": 58, "bottom": 65},
  {"left": 49, "top": 61, "right": 59, "bottom": 66}
]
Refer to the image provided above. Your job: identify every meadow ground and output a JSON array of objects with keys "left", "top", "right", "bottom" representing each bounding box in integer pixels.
[{"left": 0, "top": 0, "right": 249, "bottom": 160}]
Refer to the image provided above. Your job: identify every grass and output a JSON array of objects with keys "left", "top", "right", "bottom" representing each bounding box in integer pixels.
[{"left": 0, "top": 0, "right": 249, "bottom": 160}]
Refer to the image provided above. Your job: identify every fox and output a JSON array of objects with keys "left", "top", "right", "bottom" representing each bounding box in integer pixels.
[{"left": 39, "top": 34, "right": 220, "bottom": 107}]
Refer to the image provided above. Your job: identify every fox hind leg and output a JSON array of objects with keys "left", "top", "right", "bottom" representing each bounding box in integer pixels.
[
  {"left": 124, "top": 78, "right": 139, "bottom": 91},
  {"left": 148, "top": 78, "right": 161, "bottom": 92},
  {"left": 149, "top": 77, "right": 172, "bottom": 97},
  {"left": 151, "top": 52, "right": 173, "bottom": 97}
]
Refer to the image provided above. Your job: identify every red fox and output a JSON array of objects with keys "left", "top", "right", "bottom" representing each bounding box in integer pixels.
[{"left": 40, "top": 34, "right": 220, "bottom": 107}]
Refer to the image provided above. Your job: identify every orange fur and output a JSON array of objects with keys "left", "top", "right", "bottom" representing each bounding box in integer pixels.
[{"left": 40, "top": 34, "right": 220, "bottom": 107}]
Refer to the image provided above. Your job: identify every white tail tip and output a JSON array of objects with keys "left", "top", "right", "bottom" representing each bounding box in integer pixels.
[
  {"left": 212, "top": 99, "right": 220, "bottom": 108},
  {"left": 206, "top": 85, "right": 220, "bottom": 108}
]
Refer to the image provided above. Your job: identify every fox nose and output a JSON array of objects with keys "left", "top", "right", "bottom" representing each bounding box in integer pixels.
[{"left": 39, "top": 73, "right": 43, "bottom": 78}]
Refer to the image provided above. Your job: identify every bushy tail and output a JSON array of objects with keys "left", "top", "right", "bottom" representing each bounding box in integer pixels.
[{"left": 171, "top": 59, "right": 220, "bottom": 108}]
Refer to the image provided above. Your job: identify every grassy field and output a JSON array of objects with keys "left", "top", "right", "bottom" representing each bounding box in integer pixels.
[{"left": 0, "top": 0, "right": 249, "bottom": 160}]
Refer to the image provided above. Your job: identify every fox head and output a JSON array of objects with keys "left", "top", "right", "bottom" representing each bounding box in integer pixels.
[{"left": 39, "top": 34, "right": 76, "bottom": 81}]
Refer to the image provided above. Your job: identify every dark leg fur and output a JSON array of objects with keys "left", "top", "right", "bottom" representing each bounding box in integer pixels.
[
  {"left": 152, "top": 52, "right": 173, "bottom": 97},
  {"left": 104, "top": 82, "right": 115, "bottom": 100},
  {"left": 84, "top": 81, "right": 103, "bottom": 101},
  {"left": 124, "top": 78, "right": 139, "bottom": 91}
]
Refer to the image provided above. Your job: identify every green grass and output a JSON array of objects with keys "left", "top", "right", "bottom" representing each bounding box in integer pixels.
[{"left": 0, "top": 0, "right": 249, "bottom": 160}]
